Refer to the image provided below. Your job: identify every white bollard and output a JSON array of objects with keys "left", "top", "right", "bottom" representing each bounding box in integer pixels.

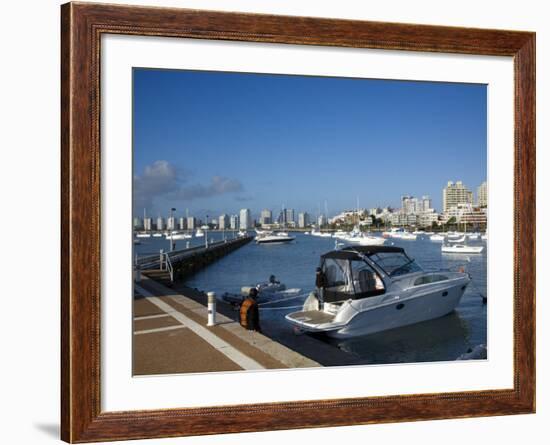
[{"left": 207, "top": 292, "right": 217, "bottom": 326}]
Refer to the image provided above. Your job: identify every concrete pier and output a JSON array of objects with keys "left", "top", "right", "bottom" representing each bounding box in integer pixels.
[
  {"left": 137, "top": 235, "right": 253, "bottom": 285},
  {"left": 133, "top": 276, "right": 320, "bottom": 375}
]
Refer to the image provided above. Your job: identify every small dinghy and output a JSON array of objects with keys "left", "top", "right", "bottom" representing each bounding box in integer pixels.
[{"left": 222, "top": 275, "right": 302, "bottom": 305}]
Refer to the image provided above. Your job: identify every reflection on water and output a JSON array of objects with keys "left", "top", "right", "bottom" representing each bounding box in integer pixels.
[
  {"left": 135, "top": 232, "right": 487, "bottom": 365},
  {"left": 329, "top": 311, "right": 471, "bottom": 364}
]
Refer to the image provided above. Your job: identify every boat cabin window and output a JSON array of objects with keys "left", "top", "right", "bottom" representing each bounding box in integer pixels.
[
  {"left": 414, "top": 274, "right": 449, "bottom": 286},
  {"left": 369, "top": 252, "right": 422, "bottom": 277},
  {"left": 322, "top": 258, "right": 385, "bottom": 302}
]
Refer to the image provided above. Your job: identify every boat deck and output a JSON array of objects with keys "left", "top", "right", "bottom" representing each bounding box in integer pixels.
[{"left": 288, "top": 310, "right": 336, "bottom": 325}]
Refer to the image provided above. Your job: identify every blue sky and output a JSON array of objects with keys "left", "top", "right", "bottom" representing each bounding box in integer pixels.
[{"left": 133, "top": 68, "right": 486, "bottom": 220}]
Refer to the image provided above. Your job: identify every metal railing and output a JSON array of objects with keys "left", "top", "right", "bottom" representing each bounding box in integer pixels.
[
  {"left": 162, "top": 252, "right": 174, "bottom": 283},
  {"left": 135, "top": 236, "right": 251, "bottom": 271}
]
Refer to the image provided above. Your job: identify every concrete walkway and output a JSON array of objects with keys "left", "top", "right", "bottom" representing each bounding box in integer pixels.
[{"left": 133, "top": 276, "right": 320, "bottom": 375}]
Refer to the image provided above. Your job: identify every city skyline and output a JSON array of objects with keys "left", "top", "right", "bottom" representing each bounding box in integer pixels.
[
  {"left": 134, "top": 178, "right": 486, "bottom": 224},
  {"left": 134, "top": 176, "right": 487, "bottom": 230},
  {"left": 133, "top": 69, "right": 487, "bottom": 218}
]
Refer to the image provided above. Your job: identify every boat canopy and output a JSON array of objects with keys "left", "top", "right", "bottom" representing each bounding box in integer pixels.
[
  {"left": 321, "top": 246, "right": 404, "bottom": 260},
  {"left": 320, "top": 249, "right": 388, "bottom": 302}
]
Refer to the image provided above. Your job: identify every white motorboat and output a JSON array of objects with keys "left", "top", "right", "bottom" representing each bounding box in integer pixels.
[
  {"left": 344, "top": 234, "right": 386, "bottom": 246},
  {"left": 481, "top": 233, "right": 488, "bottom": 241},
  {"left": 222, "top": 275, "right": 302, "bottom": 305},
  {"left": 442, "top": 244, "right": 484, "bottom": 254},
  {"left": 467, "top": 233, "right": 480, "bottom": 240},
  {"left": 400, "top": 232, "right": 417, "bottom": 240},
  {"left": 430, "top": 234, "right": 445, "bottom": 242},
  {"left": 356, "top": 236, "right": 386, "bottom": 246},
  {"left": 447, "top": 235, "right": 466, "bottom": 243},
  {"left": 136, "top": 233, "right": 151, "bottom": 238},
  {"left": 238, "top": 230, "right": 247, "bottom": 237},
  {"left": 446, "top": 231, "right": 461, "bottom": 238},
  {"left": 285, "top": 246, "right": 470, "bottom": 338},
  {"left": 332, "top": 230, "right": 348, "bottom": 239},
  {"left": 152, "top": 233, "right": 162, "bottom": 238},
  {"left": 255, "top": 231, "right": 295, "bottom": 244},
  {"left": 304, "top": 231, "right": 310, "bottom": 235},
  {"left": 311, "top": 229, "right": 332, "bottom": 238},
  {"left": 195, "top": 229, "right": 204, "bottom": 237},
  {"left": 169, "top": 232, "right": 192, "bottom": 240},
  {"left": 383, "top": 228, "right": 405, "bottom": 239}
]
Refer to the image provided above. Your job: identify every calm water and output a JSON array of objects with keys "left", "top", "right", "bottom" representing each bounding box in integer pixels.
[{"left": 135, "top": 232, "right": 487, "bottom": 365}]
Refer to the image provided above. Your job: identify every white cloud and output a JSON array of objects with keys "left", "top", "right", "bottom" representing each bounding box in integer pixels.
[{"left": 134, "top": 160, "right": 243, "bottom": 212}]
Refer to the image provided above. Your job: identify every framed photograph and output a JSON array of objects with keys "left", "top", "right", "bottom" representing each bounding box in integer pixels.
[{"left": 61, "top": 2, "right": 535, "bottom": 442}]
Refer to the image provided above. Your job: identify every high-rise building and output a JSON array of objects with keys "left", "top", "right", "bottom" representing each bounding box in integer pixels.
[
  {"left": 178, "top": 217, "right": 186, "bottom": 230},
  {"left": 239, "top": 209, "right": 251, "bottom": 230},
  {"left": 260, "top": 209, "right": 272, "bottom": 226},
  {"left": 167, "top": 216, "right": 177, "bottom": 231},
  {"left": 401, "top": 196, "right": 415, "bottom": 215},
  {"left": 477, "top": 181, "right": 487, "bottom": 207},
  {"left": 298, "top": 212, "right": 310, "bottom": 228},
  {"left": 285, "top": 208, "right": 295, "bottom": 225},
  {"left": 219, "top": 214, "right": 229, "bottom": 230},
  {"left": 156, "top": 217, "right": 165, "bottom": 231},
  {"left": 133, "top": 217, "right": 142, "bottom": 230},
  {"left": 230, "top": 215, "right": 239, "bottom": 230},
  {"left": 143, "top": 217, "right": 152, "bottom": 231},
  {"left": 443, "top": 181, "right": 473, "bottom": 212},
  {"left": 421, "top": 196, "right": 432, "bottom": 212},
  {"left": 186, "top": 216, "right": 196, "bottom": 230}
]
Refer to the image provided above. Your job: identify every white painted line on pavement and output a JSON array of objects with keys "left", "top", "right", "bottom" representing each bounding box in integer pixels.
[
  {"left": 134, "top": 284, "right": 265, "bottom": 370},
  {"left": 134, "top": 313, "right": 172, "bottom": 321},
  {"left": 134, "top": 325, "right": 187, "bottom": 335}
]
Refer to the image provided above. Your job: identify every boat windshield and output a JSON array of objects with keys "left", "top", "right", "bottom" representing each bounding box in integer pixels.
[
  {"left": 369, "top": 252, "right": 423, "bottom": 277},
  {"left": 322, "top": 258, "right": 385, "bottom": 301}
]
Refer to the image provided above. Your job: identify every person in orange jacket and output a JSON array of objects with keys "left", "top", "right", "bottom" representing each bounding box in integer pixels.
[{"left": 240, "top": 287, "right": 261, "bottom": 332}]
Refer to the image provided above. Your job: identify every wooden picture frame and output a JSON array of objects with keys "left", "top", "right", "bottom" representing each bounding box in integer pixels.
[{"left": 61, "top": 2, "right": 535, "bottom": 442}]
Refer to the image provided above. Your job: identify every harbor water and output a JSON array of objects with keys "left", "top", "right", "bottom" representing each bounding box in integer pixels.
[{"left": 135, "top": 232, "right": 487, "bottom": 365}]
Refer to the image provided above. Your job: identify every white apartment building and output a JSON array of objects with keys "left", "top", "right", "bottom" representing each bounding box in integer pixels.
[
  {"left": 218, "top": 214, "right": 229, "bottom": 230},
  {"left": 443, "top": 181, "right": 473, "bottom": 212},
  {"left": 156, "top": 217, "right": 165, "bottom": 231},
  {"left": 239, "top": 209, "right": 251, "bottom": 230},
  {"left": 186, "top": 216, "right": 196, "bottom": 230},
  {"left": 477, "top": 181, "right": 487, "bottom": 207}
]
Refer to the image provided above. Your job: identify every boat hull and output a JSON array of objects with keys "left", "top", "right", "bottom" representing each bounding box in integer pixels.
[
  {"left": 286, "top": 281, "right": 468, "bottom": 339},
  {"left": 330, "top": 283, "right": 465, "bottom": 338},
  {"left": 442, "top": 245, "right": 484, "bottom": 254},
  {"left": 256, "top": 236, "right": 295, "bottom": 244}
]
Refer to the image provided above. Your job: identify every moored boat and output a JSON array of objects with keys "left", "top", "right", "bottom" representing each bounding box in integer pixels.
[
  {"left": 285, "top": 246, "right": 470, "bottom": 338},
  {"left": 169, "top": 232, "right": 192, "bottom": 240},
  {"left": 222, "top": 275, "right": 302, "bottom": 305},
  {"left": 255, "top": 231, "right": 295, "bottom": 244},
  {"left": 447, "top": 235, "right": 466, "bottom": 243},
  {"left": 442, "top": 244, "right": 484, "bottom": 254}
]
